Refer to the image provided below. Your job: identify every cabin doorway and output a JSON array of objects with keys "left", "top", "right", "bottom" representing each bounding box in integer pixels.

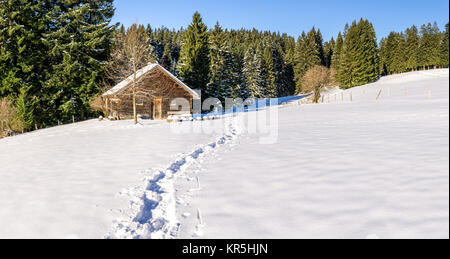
[{"left": 153, "top": 98, "right": 163, "bottom": 120}]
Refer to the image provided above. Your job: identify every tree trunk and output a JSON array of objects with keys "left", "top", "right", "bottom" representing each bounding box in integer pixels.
[{"left": 133, "top": 60, "right": 137, "bottom": 125}]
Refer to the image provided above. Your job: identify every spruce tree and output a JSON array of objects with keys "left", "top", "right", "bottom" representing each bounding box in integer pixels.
[
  {"left": 353, "top": 19, "right": 379, "bottom": 85},
  {"left": 337, "top": 19, "right": 379, "bottom": 88},
  {"left": 293, "top": 28, "right": 324, "bottom": 93},
  {"left": 280, "top": 35, "right": 296, "bottom": 96},
  {"left": 315, "top": 29, "right": 326, "bottom": 66},
  {"left": 263, "top": 43, "right": 277, "bottom": 98},
  {"left": 0, "top": 0, "right": 50, "bottom": 129},
  {"left": 43, "top": 0, "right": 115, "bottom": 124},
  {"left": 293, "top": 32, "right": 307, "bottom": 93},
  {"left": 440, "top": 23, "right": 449, "bottom": 68},
  {"left": 178, "top": 12, "right": 210, "bottom": 98},
  {"left": 331, "top": 32, "right": 344, "bottom": 70},
  {"left": 378, "top": 37, "right": 389, "bottom": 76},
  {"left": 405, "top": 26, "right": 420, "bottom": 71},
  {"left": 380, "top": 32, "right": 406, "bottom": 74},
  {"left": 324, "top": 37, "right": 335, "bottom": 68},
  {"left": 243, "top": 46, "right": 266, "bottom": 98},
  {"left": 418, "top": 22, "right": 441, "bottom": 69},
  {"left": 208, "top": 22, "right": 232, "bottom": 100},
  {"left": 392, "top": 33, "right": 407, "bottom": 73}
]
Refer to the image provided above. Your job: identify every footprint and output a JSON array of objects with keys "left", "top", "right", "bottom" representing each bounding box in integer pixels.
[{"left": 192, "top": 208, "right": 205, "bottom": 237}]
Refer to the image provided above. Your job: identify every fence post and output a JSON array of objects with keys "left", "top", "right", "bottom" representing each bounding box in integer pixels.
[
  {"left": 376, "top": 89, "right": 382, "bottom": 100},
  {"left": 72, "top": 115, "right": 75, "bottom": 124}
]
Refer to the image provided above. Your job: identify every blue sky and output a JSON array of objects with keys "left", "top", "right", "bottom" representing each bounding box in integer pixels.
[{"left": 111, "top": 0, "right": 449, "bottom": 40}]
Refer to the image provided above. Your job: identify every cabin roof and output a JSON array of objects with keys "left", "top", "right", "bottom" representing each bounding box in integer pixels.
[{"left": 103, "top": 63, "right": 200, "bottom": 99}]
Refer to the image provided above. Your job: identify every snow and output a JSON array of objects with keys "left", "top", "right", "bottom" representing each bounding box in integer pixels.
[
  {"left": 105, "top": 119, "right": 240, "bottom": 239},
  {"left": 0, "top": 69, "right": 448, "bottom": 239},
  {"left": 103, "top": 63, "right": 200, "bottom": 99},
  {"left": 0, "top": 119, "right": 223, "bottom": 238},
  {"left": 173, "top": 69, "right": 449, "bottom": 239}
]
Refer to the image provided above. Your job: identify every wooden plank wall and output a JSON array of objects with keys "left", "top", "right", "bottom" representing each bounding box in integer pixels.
[{"left": 105, "top": 68, "right": 193, "bottom": 119}]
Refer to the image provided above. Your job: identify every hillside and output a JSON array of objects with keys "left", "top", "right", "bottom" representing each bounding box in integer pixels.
[
  {"left": 174, "top": 69, "right": 449, "bottom": 239},
  {"left": 0, "top": 69, "right": 448, "bottom": 239}
]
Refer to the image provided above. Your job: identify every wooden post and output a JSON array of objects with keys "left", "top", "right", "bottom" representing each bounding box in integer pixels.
[
  {"left": 350, "top": 91, "right": 353, "bottom": 102},
  {"left": 35, "top": 124, "right": 38, "bottom": 131},
  {"left": 105, "top": 98, "right": 109, "bottom": 117},
  {"left": 376, "top": 89, "right": 382, "bottom": 100},
  {"left": 117, "top": 99, "right": 121, "bottom": 120},
  {"left": 72, "top": 115, "right": 75, "bottom": 123}
]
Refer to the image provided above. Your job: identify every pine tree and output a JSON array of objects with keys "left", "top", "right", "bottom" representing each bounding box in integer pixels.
[
  {"left": 418, "top": 22, "right": 442, "bottom": 69},
  {"left": 354, "top": 19, "right": 379, "bottom": 85},
  {"left": 15, "top": 87, "right": 34, "bottom": 130},
  {"left": 337, "top": 19, "right": 379, "bottom": 89},
  {"left": 392, "top": 33, "right": 407, "bottom": 73},
  {"left": 263, "top": 43, "right": 277, "bottom": 98},
  {"left": 294, "top": 28, "right": 324, "bottom": 93},
  {"left": 380, "top": 32, "right": 407, "bottom": 74},
  {"left": 440, "top": 23, "right": 449, "bottom": 68},
  {"left": 208, "top": 22, "right": 232, "bottom": 100},
  {"left": 323, "top": 37, "right": 335, "bottom": 68},
  {"left": 178, "top": 12, "right": 210, "bottom": 98},
  {"left": 243, "top": 46, "right": 266, "bottom": 98},
  {"left": 293, "top": 32, "right": 307, "bottom": 93},
  {"left": 43, "top": 0, "right": 115, "bottom": 124},
  {"left": 228, "top": 51, "right": 247, "bottom": 100},
  {"left": 405, "top": 26, "right": 420, "bottom": 71},
  {"left": 0, "top": 0, "right": 50, "bottom": 129},
  {"left": 331, "top": 32, "right": 344, "bottom": 70},
  {"left": 315, "top": 29, "right": 326, "bottom": 66},
  {"left": 280, "top": 35, "right": 296, "bottom": 96}
]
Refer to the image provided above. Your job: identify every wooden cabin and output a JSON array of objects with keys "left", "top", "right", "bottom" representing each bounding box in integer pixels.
[{"left": 101, "top": 63, "right": 200, "bottom": 120}]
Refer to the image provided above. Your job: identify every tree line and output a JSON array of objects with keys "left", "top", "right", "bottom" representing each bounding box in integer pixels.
[
  {"left": 0, "top": 0, "right": 114, "bottom": 132},
  {"left": 379, "top": 22, "right": 449, "bottom": 75},
  {"left": 1, "top": 1, "right": 448, "bottom": 133}
]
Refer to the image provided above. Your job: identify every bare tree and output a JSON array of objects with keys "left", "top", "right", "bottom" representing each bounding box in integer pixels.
[
  {"left": 105, "top": 24, "right": 153, "bottom": 125},
  {"left": 301, "top": 66, "right": 335, "bottom": 103}
]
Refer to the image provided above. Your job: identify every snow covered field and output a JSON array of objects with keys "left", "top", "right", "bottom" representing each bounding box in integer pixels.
[
  {"left": 174, "top": 69, "right": 449, "bottom": 239},
  {"left": 0, "top": 69, "right": 448, "bottom": 239},
  {"left": 0, "top": 120, "right": 225, "bottom": 238}
]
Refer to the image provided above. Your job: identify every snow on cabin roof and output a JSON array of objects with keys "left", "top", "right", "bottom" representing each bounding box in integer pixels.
[{"left": 103, "top": 63, "right": 200, "bottom": 99}]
